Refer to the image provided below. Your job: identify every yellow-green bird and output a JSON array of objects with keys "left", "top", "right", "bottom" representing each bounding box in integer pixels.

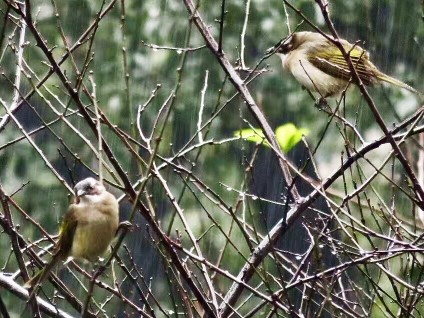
[
  {"left": 24, "top": 177, "right": 119, "bottom": 290},
  {"left": 273, "top": 31, "right": 420, "bottom": 97}
]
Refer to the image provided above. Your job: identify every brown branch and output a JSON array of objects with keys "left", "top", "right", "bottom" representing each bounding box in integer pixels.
[
  {"left": 0, "top": 185, "right": 41, "bottom": 317},
  {"left": 0, "top": 0, "right": 118, "bottom": 132},
  {"left": 6, "top": 5, "right": 218, "bottom": 315},
  {"left": 0, "top": 273, "right": 74, "bottom": 318},
  {"left": 314, "top": 0, "right": 424, "bottom": 209},
  {"left": 181, "top": 0, "right": 300, "bottom": 201}
]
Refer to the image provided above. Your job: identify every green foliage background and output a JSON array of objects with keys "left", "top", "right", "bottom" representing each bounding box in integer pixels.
[{"left": 0, "top": 0, "right": 423, "bottom": 317}]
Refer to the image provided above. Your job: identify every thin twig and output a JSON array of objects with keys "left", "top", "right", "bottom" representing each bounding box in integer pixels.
[
  {"left": 89, "top": 73, "right": 103, "bottom": 183},
  {"left": 240, "top": 0, "right": 251, "bottom": 69},
  {"left": 197, "top": 70, "right": 208, "bottom": 143}
]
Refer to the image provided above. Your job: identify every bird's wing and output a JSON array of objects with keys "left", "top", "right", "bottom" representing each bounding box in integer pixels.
[
  {"left": 24, "top": 205, "right": 79, "bottom": 291},
  {"left": 54, "top": 205, "right": 79, "bottom": 257},
  {"left": 308, "top": 41, "right": 377, "bottom": 86}
]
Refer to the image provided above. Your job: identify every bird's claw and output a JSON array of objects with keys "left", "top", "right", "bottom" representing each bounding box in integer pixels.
[
  {"left": 314, "top": 97, "right": 331, "bottom": 112},
  {"left": 118, "top": 221, "right": 133, "bottom": 232}
]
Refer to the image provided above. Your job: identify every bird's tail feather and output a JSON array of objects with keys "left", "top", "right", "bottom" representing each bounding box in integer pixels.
[
  {"left": 24, "top": 254, "right": 60, "bottom": 297},
  {"left": 377, "top": 73, "right": 422, "bottom": 96}
]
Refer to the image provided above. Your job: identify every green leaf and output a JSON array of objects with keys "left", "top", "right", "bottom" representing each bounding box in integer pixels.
[
  {"left": 234, "top": 123, "right": 309, "bottom": 153},
  {"left": 275, "top": 123, "right": 309, "bottom": 152}
]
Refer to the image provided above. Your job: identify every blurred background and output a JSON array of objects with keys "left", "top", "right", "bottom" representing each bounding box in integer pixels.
[{"left": 1, "top": 0, "right": 424, "bottom": 317}]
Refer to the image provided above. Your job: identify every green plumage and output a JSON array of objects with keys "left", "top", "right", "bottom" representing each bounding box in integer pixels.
[
  {"left": 276, "top": 31, "right": 421, "bottom": 96},
  {"left": 24, "top": 210, "right": 77, "bottom": 290},
  {"left": 24, "top": 178, "right": 119, "bottom": 298},
  {"left": 307, "top": 37, "right": 420, "bottom": 94}
]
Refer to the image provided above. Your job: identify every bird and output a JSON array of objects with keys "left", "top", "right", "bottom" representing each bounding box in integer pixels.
[
  {"left": 271, "top": 31, "right": 420, "bottom": 97},
  {"left": 24, "top": 177, "right": 119, "bottom": 291}
]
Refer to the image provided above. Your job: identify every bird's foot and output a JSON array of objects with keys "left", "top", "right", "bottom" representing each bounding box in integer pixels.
[
  {"left": 91, "top": 257, "right": 107, "bottom": 269},
  {"left": 118, "top": 221, "right": 134, "bottom": 233},
  {"left": 314, "top": 97, "right": 331, "bottom": 112},
  {"left": 93, "top": 261, "right": 107, "bottom": 276},
  {"left": 315, "top": 97, "right": 327, "bottom": 108}
]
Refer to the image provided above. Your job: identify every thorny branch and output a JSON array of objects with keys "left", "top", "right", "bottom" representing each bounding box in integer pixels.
[{"left": 1, "top": 1, "right": 424, "bottom": 317}]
